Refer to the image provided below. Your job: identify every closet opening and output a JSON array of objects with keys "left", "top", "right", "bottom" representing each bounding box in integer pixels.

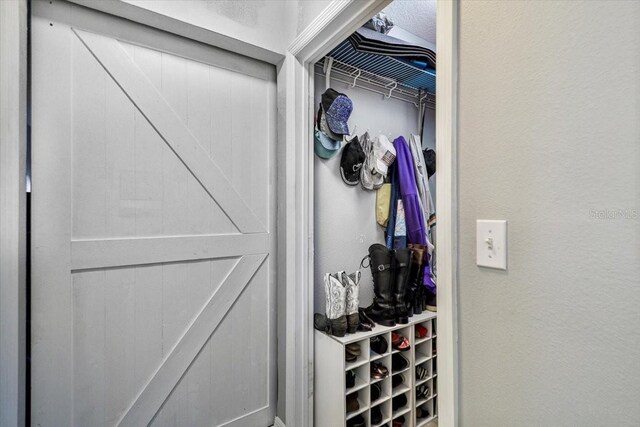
[{"left": 308, "top": 1, "right": 450, "bottom": 426}]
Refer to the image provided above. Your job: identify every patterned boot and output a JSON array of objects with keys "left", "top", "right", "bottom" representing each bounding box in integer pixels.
[
  {"left": 324, "top": 273, "right": 347, "bottom": 337},
  {"left": 341, "top": 271, "right": 361, "bottom": 334}
]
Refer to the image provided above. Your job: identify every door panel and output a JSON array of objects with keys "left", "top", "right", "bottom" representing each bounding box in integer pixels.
[{"left": 31, "top": 1, "right": 276, "bottom": 426}]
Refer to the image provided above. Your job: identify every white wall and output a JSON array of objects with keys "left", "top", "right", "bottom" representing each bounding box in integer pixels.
[
  {"left": 121, "top": 0, "right": 336, "bottom": 54},
  {"left": 457, "top": 1, "right": 640, "bottom": 425},
  {"left": 122, "top": 0, "right": 299, "bottom": 55},
  {"left": 296, "top": 0, "right": 335, "bottom": 37},
  {"left": 313, "top": 75, "right": 420, "bottom": 313}
]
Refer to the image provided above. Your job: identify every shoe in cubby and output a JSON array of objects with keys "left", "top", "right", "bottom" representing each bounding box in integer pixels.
[
  {"left": 391, "top": 371, "right": 410, "bottom": 398},
  {"left": 415, "top": 380, "right": 432, "bottom": 407},
  {"left": 346, "top": 412, "right": 367, "bottom": 427},
  {"left": 370, "top": 333, "right": 390, "bottom": 360},
  {"left": 370, "top": 354, "right": 391, "bottom": 384},
  {"left": 391, "top": 371, "right": 405, "bottom": 389},
  {"left": 345, "top": 339, "right": 369, "bottom": 370},
  {"left": 415, "top": 399, "right": 434, "bottom": 426},
  {"left": 371, "top": 399, "right": 392, "bottom": 427},
  {"left": 414, "top": 320, "right": 432, "bottom": 344},
  {"left": 415, "top": 360, "right": 432, "bottom": 386},
  {"left": 391, "top": 352, "right": 409, "bottom": 374},
  {"left": 370, "top": 376, "right": 391, "bottom": 407},
  {"left": 391, "top": 413, "right": 407, "bottom": 427},
  {"left": 391, "top": 328, "right": 411, "bottom": 353},
  {"left": 346, "top": 364, "right": 369, "bottom": 393},
  {"left": 391, "top": 391, "right": 410, "bottom": 419},
  {"left": 346, "top": 386, "right": 369, "bottom": 421}
]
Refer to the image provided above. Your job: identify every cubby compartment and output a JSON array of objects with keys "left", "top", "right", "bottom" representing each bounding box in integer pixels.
[
  {"left": 392, "top": 413, "right": 410, "bottom": 427},
  {"left": 370, "top": 399, "right": 392, "bottom": 427},
  {"left": 391, "top": 371, "right": 410, "bottom": 398},
  {"left": 390, "top": 326, "right": 412, "bottom": 354},
  {"left": 415, "top": 359, "right": 432, "bottom": 386},
  {"left": 370, "top": 332, "right": 391, "bottom": 362},
  {"left": 346, "top": 386, "right": 369, "bottom": 420},
  {"left": 414, "top": 319, "right": 432, "bottom": 345},
  {"left": 415, "top": 398, "right": 436, "bottom": 426},
  {"left": 391, "top": 352, "right": 410, "bottom": 375},
  {"left": 391, "top": 390, "right": 410, "bottom": 418},
  {"left": 345, "top": 338, "right": 370, "bottom": 371},
  {"left": 346, "top": 364, "right": 369, "bottom": 393},
  {"left": 415, "top": 378, "right": 433, "bottom": 408},
  {"left": 346, "top": 410, "right": 369, "bottom": 427},
  {"left": 370, "top": 376, "right": 391, "bottom": 407},
  {"left": 414, "top": 340, "right": 433, "bottom": 366},
  {"left": 370, "top": 353, "right": 391, "bottom": 386}
]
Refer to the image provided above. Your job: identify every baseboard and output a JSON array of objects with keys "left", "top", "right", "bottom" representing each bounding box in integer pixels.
[{"left": 273, "top": 416, "right": 286, "bottom": 427}]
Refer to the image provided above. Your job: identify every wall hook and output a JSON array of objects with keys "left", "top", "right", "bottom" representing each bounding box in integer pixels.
[
  {"left": 324, "top": 57, "right": 334, "bottom": 90},
  {"left": 350, "top": 69, "right": 361, "bottom": 88},
  {"left": 385, "top": 81, "right": 397, "bottom": 99}
]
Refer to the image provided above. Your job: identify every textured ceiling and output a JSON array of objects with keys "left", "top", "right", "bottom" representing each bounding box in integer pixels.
[{"left": 382, "top": 0, "right": 437, "bottom": 44}]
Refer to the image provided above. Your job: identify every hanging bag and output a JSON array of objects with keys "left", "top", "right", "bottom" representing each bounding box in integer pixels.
[{"left": 376, "top": 183, "right": 392, "bottom": 227}]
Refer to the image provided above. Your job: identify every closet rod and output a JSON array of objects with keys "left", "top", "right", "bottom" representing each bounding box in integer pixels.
[{"left": 315, "top": 67, "right": 435, "bottom": 110}]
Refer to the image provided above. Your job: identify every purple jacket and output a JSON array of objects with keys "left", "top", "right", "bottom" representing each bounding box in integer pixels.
[
  {"left": 393, "top": 136, "right": 426, "bottom": 246},
  {"left": 393, "top": 136, "right": 437, "bottom": 292}
]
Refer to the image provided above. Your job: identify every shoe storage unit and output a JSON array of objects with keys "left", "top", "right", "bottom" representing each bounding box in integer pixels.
[{"left": 314, "top": 312, "right": 438, "bottom": 427}]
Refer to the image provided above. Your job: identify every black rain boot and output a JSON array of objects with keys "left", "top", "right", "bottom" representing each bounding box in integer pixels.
[
  {"left": 408, "top": 244, "right": 426, "bottom": 315},
  {"left": 393, "top": 249, "right": 412, "bottom": 324},
  {"left": 405, "top": 249, "right": 419, "bottom": 318},
  {"left": 364, "top": 244, "right": 396, "bottom": 327}
]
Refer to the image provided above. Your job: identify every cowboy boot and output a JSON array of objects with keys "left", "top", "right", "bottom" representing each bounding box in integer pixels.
[
  {"left": 393, "top": 248, "right": 412, "bottom": 324},
  {"left": 342, "top": 270, "right": 361, "bottom": 334},
  {"left": 324, "top": 273, "right": 347, "bottom": 337},
  {"left": 364, "top": 244, "right": 396, "bottom": 327}
]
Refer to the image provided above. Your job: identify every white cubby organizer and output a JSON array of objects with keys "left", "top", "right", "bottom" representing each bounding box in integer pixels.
[{"left": 315, "top": 312, "right": 438, "bottom": 427}]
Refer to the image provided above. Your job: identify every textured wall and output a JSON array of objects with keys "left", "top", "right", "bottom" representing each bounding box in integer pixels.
[
  {"left": 383, "top": 0, "right": 436, "bottom": 45},
  {"left": 457, "top": 1, "right": 640, "bottom": 426}
]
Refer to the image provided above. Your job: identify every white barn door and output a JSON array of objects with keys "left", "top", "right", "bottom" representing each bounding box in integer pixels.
[{"left": 31, "top": 1, "right": 276, "bottom": 426}]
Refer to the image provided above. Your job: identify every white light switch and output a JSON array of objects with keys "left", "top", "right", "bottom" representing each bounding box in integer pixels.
[{"left": 476, "top": 220, "right": 507, "bottom": 270}]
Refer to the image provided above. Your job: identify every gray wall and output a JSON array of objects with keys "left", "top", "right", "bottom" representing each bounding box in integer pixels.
[{"left": 457, "top": 1, "right": 640, "bottom": 426}]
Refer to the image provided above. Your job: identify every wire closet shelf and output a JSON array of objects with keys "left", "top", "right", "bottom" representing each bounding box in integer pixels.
[{"left": 316, "top": 56, "right": 436, "bottom": 112}]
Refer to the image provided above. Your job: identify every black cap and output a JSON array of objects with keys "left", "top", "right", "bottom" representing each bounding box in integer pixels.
[
  {"left": 423, "top": 148, "right": 436, "bottom": 177},
  {"left": 340, "top": 136, "right": 366, "bottom": 186}
]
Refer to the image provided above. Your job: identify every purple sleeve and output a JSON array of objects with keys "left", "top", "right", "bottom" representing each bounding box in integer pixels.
[{"left": 393, "top": 137, "right": 427, "bottom": 246}]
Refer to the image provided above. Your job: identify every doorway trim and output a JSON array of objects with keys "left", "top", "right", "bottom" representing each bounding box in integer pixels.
[
  {"left": 284, "top": 1, "right": 459, "bottom": 425},
  {"left": 0, "top": 0, "right": 28, "bottom": 426}
]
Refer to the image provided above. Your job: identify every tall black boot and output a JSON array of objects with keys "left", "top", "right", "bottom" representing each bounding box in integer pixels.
[
  {"left": 364, "top": 244, "right": 396, "bottom": 327},
  {"left": 394, "top": 249, "right": 412, "bottom": 324},
  {"left": 408, "top": 244, "right": 426, "bottom": 315},
  {"left": 405, "top": 249, "right": 418, "bottom": 318}
]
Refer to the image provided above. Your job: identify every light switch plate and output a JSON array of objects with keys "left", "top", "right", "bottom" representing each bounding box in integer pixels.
[{"left": 476, "top": 220, "right": 507, "bottom": 270}]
